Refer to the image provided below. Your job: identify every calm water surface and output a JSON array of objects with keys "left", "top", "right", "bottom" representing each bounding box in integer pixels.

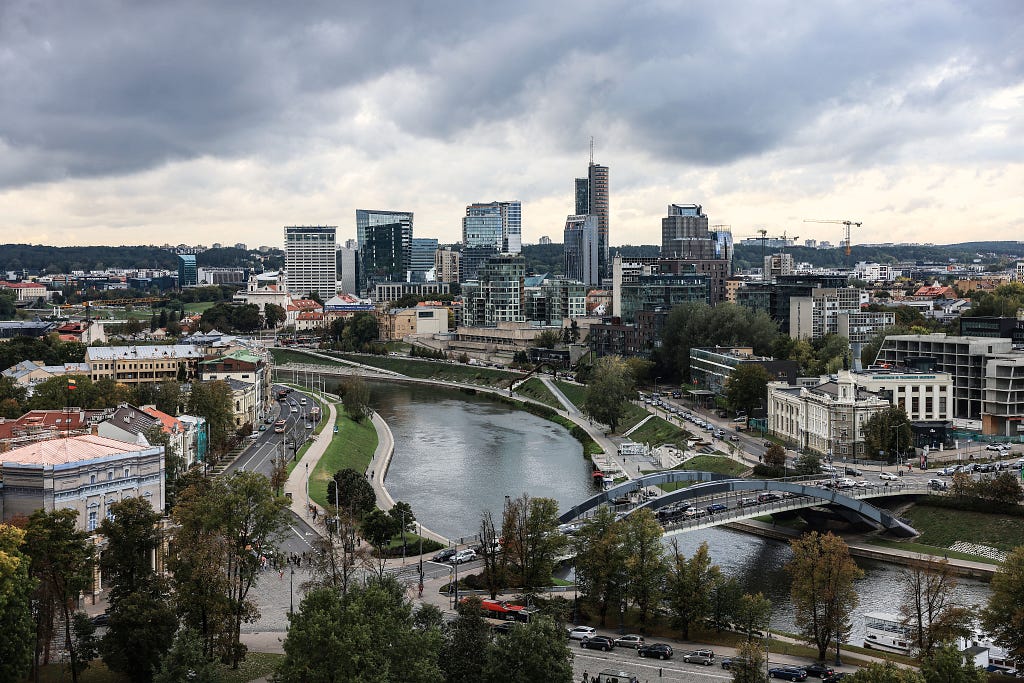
[{"left": 362, "top": 380, "right": 992, "bottom": 640}]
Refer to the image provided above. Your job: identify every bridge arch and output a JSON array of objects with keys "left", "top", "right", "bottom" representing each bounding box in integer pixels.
[{"left": 558, "top": 471, "right": 732, "bottom": 523}]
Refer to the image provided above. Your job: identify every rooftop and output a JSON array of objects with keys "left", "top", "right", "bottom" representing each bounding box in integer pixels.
[
  {"left": 86, "top": 344, "right": 204, "bottom": 361},
  {"left": 1, "top": 434, "right": 151, "bottom": 466}
]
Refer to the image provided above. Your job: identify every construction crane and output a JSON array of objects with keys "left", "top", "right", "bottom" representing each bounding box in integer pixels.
[
  {"left": 803, "top": 219, "right": 862, "bottom": 263},
  {"left": 748, "top": 229, "right": 799, "bottom": 264}
]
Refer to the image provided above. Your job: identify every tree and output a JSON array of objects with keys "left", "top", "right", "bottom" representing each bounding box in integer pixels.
[
  {"left": 341, "top": 377, "right": 371, "bottom": 422},
  {"left": 304, "top": 510, "right": 366, "bottom": 596},
  {"left": 620, "top": 508, "right": 665, "bottom": 631},
  {"left": 666, "top": 540, "right": 721, "bottom": 639},
  {"left": 276, "top": 578, "right": 443, "bottom": 683},
  {"left": 186, "top": 380, "right": 235, "bottom": 456},
  {"left": 501, "top": 495, "right": 566, "bottom": 590},
  {"left": 442, "top": 597, "right": 491, "bottom": 683},
  {"left": 709, "top": 574, "right": 742, "bottom": 633},
  {"left": 341, "top": 312, "right": 379, "bottom": 351},
  {"left": 264, "top": 303, "right": 287, "bottom": 328},
  {"left": 573, "top": 506, "right": 625, "bottom": 627},
  {"left": 949, "top": 471, "right": 974, "bottom": 498},
  {"left": 269, "top": 452, "right": 289, "bottom": 496},
  {"left": 362, "top": 508, "right": 401, "bottom": 578},
  {"left": 69, "top": 611, "right": 100, "bottom": 679},
  {"left": 786, "top": 532, "right": 863, "bottom": 661},
  {"left": 899, "top": 558, "right": 973, "bottom": 659},
  {"left": 763, "top": 443, "right": 786, "bottom": 468},
  {"left": 726, "top": 364, "right": 771, "bottom": 417},
  {"left": 0, "top": 524, "right": 36, "bottom": 683},
  {"left": 845, "top": 662, "right": 925, "bottom": 682},
  {"left": 656, "top": 302, "right": 779, "bottom": 382},
  {"left": 478, "top": 509, "right": 507, "bottom": 600},
  {"left": 326, "top": 468, "right": 377, "bottom": 517},
  {"left": 0, "top": 375, "right": 27, "bottom": 417},
  {"left": 99, "top": 497, "right": 161, "bottom": 599},
  {"left": 154, "top": 629, "right": 219, "bottom": 683},
  {"left": 920, "top": 645, "right": 987, "bottom": 683},
  {"left": 981, "top": 471, "right": 1024, "bottom": 505},
  {"left": 170, "top": 471, "right": 287, "bottom": 668},
  {"left": 583, "top": 355, "right": 634, "bottom": 433},
  {"left": 731, "top": 640, "right": 768, "bottom": 683},
  {"left": 982, "top": 545, "right": 1024, "bottom": 664},
  {"left": 532, "top": 329, "right": 561, "bottom": 349},
  {"left": 735, "top": 592, "right": 772, "bottom": 641},
  {"left": 24, "top": 508, "right": 95, "bottom": 681},
  {"left": 862, "top": 405, "right": 913, "bottom": 463},
  {"left": 124, "top": 317, "right": 144, "bottom": 336},
  {"left": 795, "top": 451, "right": 822, "bottom": 475},
  {"left": 481, "top": 616, "right": 573, "bottom": 683}
]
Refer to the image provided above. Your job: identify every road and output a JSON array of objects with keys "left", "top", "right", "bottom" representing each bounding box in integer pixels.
[{"left": 221, "top": 383, "right": 324, "bottom": 557}]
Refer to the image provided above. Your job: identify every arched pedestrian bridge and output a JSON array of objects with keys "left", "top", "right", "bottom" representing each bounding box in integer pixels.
[{"left": 559, "top": 472, "right": 924, "bottom": 538}]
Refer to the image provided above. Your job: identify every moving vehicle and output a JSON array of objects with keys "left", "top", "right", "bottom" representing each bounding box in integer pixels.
[
  {"left": 450, "top": 549, "right": 476, "bottom": 564},
  {"left": 706, "top": 503, "right": 728, "bottom": 514},
  {"left": 757, "top": 493, "right": 782, "bottom": 503},
  {"left": 769, "top": 666, "right": 809, "bottom": 681},
  {"left": 613, "top": 634, "right": 645, "bottom": 649},
  {"left": 473, "top": 598, "right": 538, "bottom": 623},
  {"left": 567, "top": 625, "right": 596, "bottom": 640},
  {"left": 738, "top": 497, "right": 758, "bottom": 507},
  {"left": 879, "top": 471, "right": 898, "bottom": 481},
  {"left": 432, "top": 548, "right": 456, "bottom": 563},
  {"left": 721, "top": 656, "right": 751, "bottom": 670},
  {"left": 274, "top": 425, "right": 285, "bottom": 433},
  {"left": 682, "top": 649, "right": 715, "bottom": 665},
  {"left": 595, "top": 669, "right": 640, "bottom": 683},
  {"left": 803, "top": 663, "right": 836, "bottom": 678},
  {"left": 928, "top": 479, "right": 948, "bottom": 491},
  {"left": 300, "top": 398, "right": 307, "bottom": 405},
  {"left": 580, "top": 635, "right": 615, "bottom": 651},
  {"left": 637, "top": 643, "right": 673, "bottom": 660},
  {"left": 291, "top": 406, "right": 299, "bottom": 413}
]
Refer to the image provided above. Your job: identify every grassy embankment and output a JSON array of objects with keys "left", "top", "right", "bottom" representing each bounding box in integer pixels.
[
  {"left": 628, "top": 415, "right": 692, "bottom": 450},
  {"left": 269, "top": 348, "right": 348, "bottom": 366},
  {"left": 866, "top": 500, "right": 1024, "bottom": 564},
  {"left": 552, "top": 379, "right": 649, "bottom": 432},
  {"left": 515, "top": 377, "right": 562, "bottom": 410},
  {"left": 308, "top": 413, "right": 378, "bottom": 511},
  {"left": 329, "top": 352, "right": 521, "bottom": 388}
]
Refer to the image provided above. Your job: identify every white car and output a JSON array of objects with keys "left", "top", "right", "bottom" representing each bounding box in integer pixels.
[
  {"left": 835, "top": 478, "right": 856, "bottom": 489},
  {"left": 567, "top": 626, "right": 597, "bottom": 640},
  {"left": 450, "top": 549, "right": 477, "bottom": 565},
  {"left": 879, "top": 471, "right": 898, "bottom": 481}
]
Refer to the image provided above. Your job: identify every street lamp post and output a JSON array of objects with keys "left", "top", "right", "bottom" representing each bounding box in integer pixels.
[{"left": 891, "top": 422, "right": 907, "bottom": 473}]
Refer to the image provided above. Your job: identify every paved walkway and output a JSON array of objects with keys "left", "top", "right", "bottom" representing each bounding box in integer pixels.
[
  {"left": 541, "top": 375, "right": 580, "bottom": 415},
  {"left": 622, "top": 413, "right": 655, "bottom": 437},
  {"left": 282, "top": 394, "right": 338, "bottom": 521}
]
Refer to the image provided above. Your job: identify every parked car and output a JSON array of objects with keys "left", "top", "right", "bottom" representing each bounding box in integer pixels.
[
  {"left": 567, "top": 625, "right": 596, "bottom": 640},
  {"left": 432, "top": 548, "right": 456, "bottom": 563},
  {"left": 683, "top": 649, "right": 715, "bottom": 665},
  {"left": 580, "top": 636, "right": 616, "bottom": 651},
  {"left": 614, "top": 634, "right": 645, "bottom": 649},
  {"left": 879, "top": 471, "right": 898, "bottom": 481},
  {"left": 721, "top": 656, "right": 751, "bottom": 670},
  {"left": 90, "top": 612, "right": 110, "bottom": 626},
  {"left": 769, "top": 666, "right": 809, "bottom": 681},
  {"left": 637, "top": 643, "right": 674, "bottom": 660},
  {"left": 986, "top": 443, "right": 1004, "bottom": 451},
  {"left": 822, "top": 674, "right": 848, "bottom": 683},
  {"left": 803, "top": 663, "right": 836, "bottom": 678},
  {"left": 450, "top": 549, "right": 477, "bottom": 564}
]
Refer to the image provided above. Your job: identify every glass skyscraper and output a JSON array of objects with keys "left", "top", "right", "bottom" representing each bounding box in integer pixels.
[
  {"left": 355, "top": 209, "right": 413, "bottom": 293},
  {"left": 574, "top": 162, "right": 609, "bottom": 276},
  {"left": 462, "top": 201, "right": 521, "bottom": 254}
]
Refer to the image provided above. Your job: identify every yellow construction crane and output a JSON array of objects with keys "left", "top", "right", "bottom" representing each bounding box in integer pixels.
[{"left": 803, "top": 219, "right": 862, "bottom": 261}]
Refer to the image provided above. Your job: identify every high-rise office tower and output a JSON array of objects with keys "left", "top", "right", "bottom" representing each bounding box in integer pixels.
[
  {"left": 284, "top": 226, "right": 337, "bottom": 300},
  {"left": 434, "top": 247, "right": 461, "bottom": 284},
  {"left": 355, "top": 209, "right": 413, "bottom": 292},
  {"left": 177, "top": 254, "right": 197, "bottom": 287},
  {"left": 410, "top": 238, "right": 439, "bottom": 281},
  {"left": 574, "top": 157, "right": 609, "bottom": 276},
  {"left": 563, "top": 214, "right": 599, "bottom": 286},
  {"left": 658, "top": 204, "right": 733, "bottom": 304},
  {"left": 462, "top": 201, "right": 521, "bottom": 254},
  {"left": 337, "top": 246, "right": 359, "bottom": 294}
]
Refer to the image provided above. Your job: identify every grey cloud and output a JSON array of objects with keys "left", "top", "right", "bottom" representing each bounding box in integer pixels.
[{"left": 0, "top": 0, "right": 1021, "bottom": 188}]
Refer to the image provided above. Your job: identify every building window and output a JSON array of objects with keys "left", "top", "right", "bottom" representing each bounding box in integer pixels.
[
  {"left": 90, "top": 474, "right": 96, "bottom": 485},
  {"left": 87, "top": 511, "right": 97, "bottom": 531},
  {"left": 107, "top": 471, "right": 113, "bottom": 481},
  {"left": 124, "top": 468, "right": 130, "bottom": 478}
]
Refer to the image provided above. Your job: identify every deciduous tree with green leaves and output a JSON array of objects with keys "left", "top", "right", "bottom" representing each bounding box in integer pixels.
[
  {"left": 786, "top": 532, "right": 863, "bottom": 662},
  {"left": 0, "top": 524, "right": 36, "bottom": 683},
  {"left": 186, "top": 379, "right": 235, "bottom": 457},
  {"left": 24, "top": 508, "right": 95, "bottom": 682},
  {"left": 845, "top": 662, "right": 925, "bottom": 682},
  {"left": 620, "top": 508, "right": 665, "bottom": 632},
  {"left": 481, "top": 616, "right": 573, "bottom": 683},
  {"left": 920, "top": 644, "right": 986, "bottom": 683},
  {"left": 154, "top": 629, "right": 219, "bottom": 683},
  {"left": 725, "top": 364, "right": 771, "bottom": 417},
  {"left": 442, "top": 596, "right": 491, "bottom": 683},
  {"left": 583, "top": 355, "right": 634, "bottom": 433},
  {"left": 982, "top": 545, "right": 1024, "bottom": 664},
  {"left": 735, "top": 592, "right": 772, "bottom": 641},
  {"left": 862, "top": 405, "right": 913, "bottom": 464},
  {"left": 572, "top": 506, "right": 625, "bottom": 627},
  {"left": 666, "top": 540, "right": 721, "bottom": 639},
  {"left": 501, "top": 495, "right": 566, "bottom": 590},
  {"left": 731, "top": 640, "right": 768, "bottom": 683},
  {"left": 341, "top": 377, "right": 372, "bottom": 422}
]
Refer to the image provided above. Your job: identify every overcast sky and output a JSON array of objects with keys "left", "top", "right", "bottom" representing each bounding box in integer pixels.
[{"left": 1, "top": 1, "right": 1022, "bottom": 249}]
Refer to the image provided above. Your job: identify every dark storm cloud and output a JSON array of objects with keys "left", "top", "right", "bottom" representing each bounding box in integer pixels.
[{"left": 0, "top": 0, "right": 1021, "bottom": 187}]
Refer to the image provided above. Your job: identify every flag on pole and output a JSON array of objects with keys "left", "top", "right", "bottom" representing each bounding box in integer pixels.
[{"left": 68, "top": 378, "right": 77, "bottom": 391}]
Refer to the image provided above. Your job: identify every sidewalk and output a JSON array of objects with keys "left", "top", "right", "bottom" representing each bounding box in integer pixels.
[{"left": 282, "top": 395, "right": 338, "bottom": 522}]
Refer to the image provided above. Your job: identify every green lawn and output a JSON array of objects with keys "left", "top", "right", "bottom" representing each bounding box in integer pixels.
[
  {"left": 552, "top": 380, "right": 586, "bottom": 409},
  {"left": 270, "top": 348, "right": 347, "bottom": 366},
  {"left": 646, "top": 455, "right": 747, "bottom": 492},
  {"left": 867, "top": 538, "right": 1000, "bottom": 565},
  {"left": 895, "top": 502, "right": 1024, "bottom": 553},
  {"left": 309, "top": 413, "right": 379, "bottom": 510},
  {"left": 516, "top": 377, "right": 562, "bottom": 409},
  {"left": 331, "top": 353, "right": 521, "bottom": 387},
  {"left": 627, "top": 415, "right": 692, "bottom": 449},
  {"left": 617, "top": 401, "right": 652, "bottom": 432}
]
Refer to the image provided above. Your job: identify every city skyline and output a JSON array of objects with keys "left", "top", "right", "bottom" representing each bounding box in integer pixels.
[{"left": 1, "top": 2, "right": 1021, "bottom": 248}]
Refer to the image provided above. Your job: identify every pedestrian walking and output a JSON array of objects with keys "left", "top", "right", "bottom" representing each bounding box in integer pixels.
[{"left": 582, "top": 672, "right": 588, "bottom": 683}]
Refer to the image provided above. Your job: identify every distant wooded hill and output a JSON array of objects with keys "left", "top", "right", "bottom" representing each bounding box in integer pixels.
[{"left": 0, "top": 245, "right": 281, "bottom": 274}]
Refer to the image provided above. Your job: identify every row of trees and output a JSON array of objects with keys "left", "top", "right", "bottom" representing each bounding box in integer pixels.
[{"left": 0, "top": 470, "right": 290, "bottom": 682}]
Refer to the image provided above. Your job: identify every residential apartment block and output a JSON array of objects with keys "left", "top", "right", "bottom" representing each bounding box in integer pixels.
[
  {"left": 284, "top": 226, "right": 337, "bottom": 301},
  {"left": 86, "top": 345, "right": 204, "bottom": 385}
]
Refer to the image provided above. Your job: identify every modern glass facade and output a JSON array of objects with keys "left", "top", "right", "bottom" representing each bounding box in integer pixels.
[
  {"left": 355, "top": 210, "right": 413, "bottom": 292},
  {"left": 460, "top": 255, "right": 526, "bottom": 327},
  {"left": 410, "top": 238, "right": 439, "bottom": 279},
  {"left": 617, "top": 271, "right": 709, "bottom": 323},
  {"left": 462, "top": 201, "right": 521, "bottom": 254},
  {"left": 177, "top": 254, "right": 197, "bottom": 287},
  {"left": 563, "top": 214, "right": 599, "bottom": 286}
]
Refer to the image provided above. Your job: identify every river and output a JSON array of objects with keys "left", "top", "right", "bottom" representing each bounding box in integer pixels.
[{"left": 363, "top": 380, "right": 992, "bottom": 641}]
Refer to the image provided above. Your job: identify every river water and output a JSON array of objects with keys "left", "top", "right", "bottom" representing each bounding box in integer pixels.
[{"left": 363, "top": 380, "right": 991, "bottom": 641}]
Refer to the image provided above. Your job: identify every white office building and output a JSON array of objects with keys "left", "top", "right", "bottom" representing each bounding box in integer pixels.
[{"left": 284, "top": 226, "right": 337, "bottom": 301}]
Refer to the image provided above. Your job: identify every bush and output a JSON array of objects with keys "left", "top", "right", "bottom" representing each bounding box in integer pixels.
[
  {"left": 753, "top": 464, "right": 786, "bottom": 479},
  {"left": 381, "top": 536, "right": 444, "bottom": 558}
]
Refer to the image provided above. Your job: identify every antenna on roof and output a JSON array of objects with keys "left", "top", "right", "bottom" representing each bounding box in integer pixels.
[{"left": 589, "top": 136, "right": 595, "bottom": 165}]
